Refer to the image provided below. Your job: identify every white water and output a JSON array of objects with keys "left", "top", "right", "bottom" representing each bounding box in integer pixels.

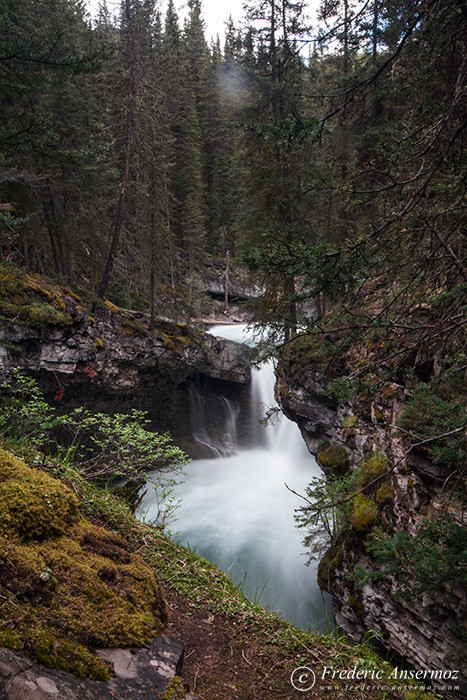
[{"left": 139, "top": 324, "right": 333, "bottom": 631}]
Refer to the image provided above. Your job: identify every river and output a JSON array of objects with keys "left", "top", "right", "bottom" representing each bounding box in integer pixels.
[{"left": 138, "top": 324, "right": 333, "bottom": 632}]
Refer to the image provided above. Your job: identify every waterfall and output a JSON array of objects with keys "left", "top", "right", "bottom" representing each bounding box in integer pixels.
[
  {"left": 138, "top": 324, "right": 333, "bottom": 631},
  {"left": 188, "top": 381, "right": 239, "bottom": 458}
]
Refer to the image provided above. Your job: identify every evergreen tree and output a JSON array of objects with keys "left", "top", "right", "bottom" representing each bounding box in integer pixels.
[{"left": 239, "top": 0, "right": 311, "bottom": 338}]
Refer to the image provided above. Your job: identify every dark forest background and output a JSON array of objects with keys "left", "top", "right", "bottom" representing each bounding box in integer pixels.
[{"left": 0, "top": 0, "right": 465, "bottom": 332}]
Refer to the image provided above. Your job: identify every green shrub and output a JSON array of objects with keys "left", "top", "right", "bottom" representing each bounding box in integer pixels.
[
  {"left": 398, "top": 368, "right": 466, "bottom": 468},
  {"left": 352, "top": 518, "right": 467, "bottom": 601},
  {"left": 0, "top": 370, "right": 188, "bottom": 528},
  {"left": 0, "top": 369, "right": 55, "bottom": 447}
]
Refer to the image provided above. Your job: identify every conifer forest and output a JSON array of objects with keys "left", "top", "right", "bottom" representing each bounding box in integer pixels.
[{"left": 1, "top": 0, "right": 465, "bottom": 330}]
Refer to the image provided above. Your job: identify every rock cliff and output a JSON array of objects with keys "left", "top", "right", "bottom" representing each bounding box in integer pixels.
[
  {"left": 0, "top": 280, "right": 251, "bottom": 436},
  {"left": 276, "top": 352, "right": 466, "bottom": 697}
]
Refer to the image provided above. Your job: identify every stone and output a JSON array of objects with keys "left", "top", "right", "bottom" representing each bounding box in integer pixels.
[
  {"left": 0, "top": 636, "right": 199, "bottom": 700},
  {"left": 0, "top": 302, "right": 252, "bottom": 440},
  {"left": 275, "top": 351, "right": 467, "bottom": 698}
]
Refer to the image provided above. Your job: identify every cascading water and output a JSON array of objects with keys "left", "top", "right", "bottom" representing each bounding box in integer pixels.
[
  {"left": 138, "top": 324, "right": 333, "bottom": 631},
  {"left": 187, "top": 382, "right": 240, "bottom": 458}
]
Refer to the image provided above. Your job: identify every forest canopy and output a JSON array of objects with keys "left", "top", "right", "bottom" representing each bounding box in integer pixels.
[{"left": 0, "top": 0, "right": 465, "bottom": 344}]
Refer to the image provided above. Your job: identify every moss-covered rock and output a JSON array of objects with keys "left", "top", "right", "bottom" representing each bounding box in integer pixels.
[
  {"left": 316, "top": 443, "right": 349, "bottom": 474},
  {"left": 349, "top": 493, "right": 379, "bottom": 532},
  {"left": 359, "top": 452, "right": 391, "bottom": 490},
  {"left": 0, "top": 449, "right": 168, "bottom": 680},
  {"left": 317, "top": 543, "right": 343, "bottom": 591},
  {"left": 348, "top": 593, "right": 365, "bottom": 619},
  {"left": 0, "top": 263, "right": 72, "bottom": 327},
  {"left": 376, "top": 484, "right": 395, "bottom": 506},
  {"left": 0, "top": 448, "right": 79, "bottom": 540}
]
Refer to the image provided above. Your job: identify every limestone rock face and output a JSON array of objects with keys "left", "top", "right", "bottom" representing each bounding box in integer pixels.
[
  {"left": 0, "top": 302, "right": 251, "bottom": 387},
  {"left": 0, "top": 637, "right": 198, "bottom": 700},
  {"left": 0, "top": 301, "right": 251, "bottom": 436},
  {"left": 275, "top": 355, "right": 466, "bottom": 697}
]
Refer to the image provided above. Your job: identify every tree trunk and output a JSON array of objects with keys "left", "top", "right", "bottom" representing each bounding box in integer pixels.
[
  {"left": 149, "top": 210, "right": 155, "bottom": 331},
  {"left": 224, "top": 249, "right": 229, "bottom": 313},
  {"left": 97, "top": 0, "right": 135, "bottom": 299}
]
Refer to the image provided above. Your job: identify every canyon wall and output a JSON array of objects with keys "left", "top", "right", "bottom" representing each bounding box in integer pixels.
[{"left": 276, "top": 354, "right": 466, "bottom": 696}]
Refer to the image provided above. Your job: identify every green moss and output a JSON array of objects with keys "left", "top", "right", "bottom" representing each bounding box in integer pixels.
[
  {"left": 0, "top": 449, "right": 168, "bottom": 680},
  {"left": 95, "top": 336, "right": 105, "bottom": 349},
  {"left": 0, "top": 448, "right": 79, "bottom": 540},
  {"left": 28, "top": 627, "right": 111, "bottom": 681},
  {"left": 0, "top": 263, "right": 26, "bottom": 296},
  {"left": 160, "top": 332, "right": 178, "bottom": 352},
  {"left": 375, "top": 484, "right": 395, "bottom": 505},
  {"left": 374, "top": 407, "right": 385, "bottom": 422},
  {"left": 348, "top": 594, "right": 365, "bottom": 619},
  {"left": 317, "top": 543, "right": 343, "bottom": 591},
  {"left": 316, "top": 444, "right": 349, "bottom": 473},
  {"left": 21, "top": 302, "right": 71, "bottom": 326},
  {"left": 349, "top": 494, "right": 379, "bottom": 532},
  {"left": 359, "top": 452, "right": 391, "bottom": 490},
  {"left": 342, "top": 414, "right": 358, "bottom": 428},
  {"left": 162, "top": 676, "right": 188, "bottom": 699},
  {"left": 122, "top": 317, "right": 145, "bottom": 334},
  {"left": 104, "top": 299, "right": 120, "bottom": 314},
  {"left": 342, "top": 413, "right": 358, "bottom": 439},
  {"left": 0, "top": 264, "right": 72, "bottom": 326},
  {"left": 0, "top": 629, "right": 23, "bottom": 652}
]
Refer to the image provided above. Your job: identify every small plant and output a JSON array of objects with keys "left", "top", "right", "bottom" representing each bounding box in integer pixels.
[
  {"left": 0, "top": 368, "right": 55, "bottom": 447},
  {"left": 351, "top": 517, "right": 467, "bottom": 602},
  {"left": 0, "top": 370, "right": 188, "bottom": 529},
  {"left": 398, "top": 367, "right": 466, "bottom": 469},
  {"left": 58, "top": 407, "right": 187, "bottom": 479},
  {"left": 328, "top": 376, "right": 353, "bottom": 402},
  {"left": 294, "top": 468, "right": 361, "bottom": 561}
]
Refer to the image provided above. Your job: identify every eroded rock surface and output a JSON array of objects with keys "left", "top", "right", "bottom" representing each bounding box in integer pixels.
[
  {"left": 0, "top": 298, "right": 252, "bottom": 437},
  {"left": 276, "top": 355, "right": 466, "bottom": 697},
  {"left": 0, "top": 636, "right": 198, "bottom": 700}
]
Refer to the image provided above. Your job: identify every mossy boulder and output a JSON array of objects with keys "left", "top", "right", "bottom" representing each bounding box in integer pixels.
[
  {"left": 317, "top": 443, "right": 350, "bottom": 474},
  {"left": 0, "top": 449, "right": 168, "bottom": 680},
  {"left": 359, "top": 452, "right": 391, "bottom": 490},
  {"left": 0, "top": 448, "right": 79, "bottom": 540},
  {"left": 349, "top": 494, "right": 379, "bottom": 532}
]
